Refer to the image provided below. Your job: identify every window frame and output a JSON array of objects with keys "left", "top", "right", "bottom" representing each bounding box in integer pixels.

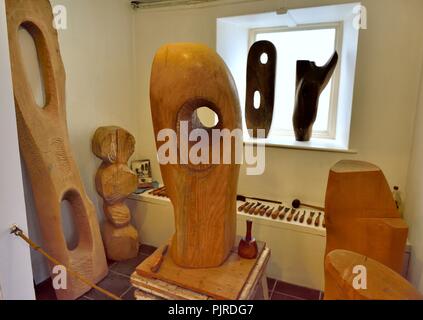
[{"left": 248, "top": 22, "right": 344, "bottom": 140}]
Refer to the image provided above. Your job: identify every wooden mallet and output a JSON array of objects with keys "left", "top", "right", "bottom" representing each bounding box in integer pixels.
[{"left": 292, "top": 199, "right": 324, "bottom": 212}]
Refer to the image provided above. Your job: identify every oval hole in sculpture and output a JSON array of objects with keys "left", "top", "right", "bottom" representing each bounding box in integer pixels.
[
  {"left": 260, "top": 53, "right": 268, "bottom": 65},
  {"left": 253, "top": 91, "right": 261, "bottom": 109},
  {"left": 193, "top": 106, "right": 219, "bottom": 129},
  {"left": 18, "top": 26, "right": 47, "bottom": 108},
  {"left": 60, "top": 197, "right": 80, "bottom": 251}
]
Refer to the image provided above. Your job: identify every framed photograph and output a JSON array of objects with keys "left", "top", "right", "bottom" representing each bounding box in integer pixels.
[{"left": 131, "top": 159, "right": 153, "bottom": 184}]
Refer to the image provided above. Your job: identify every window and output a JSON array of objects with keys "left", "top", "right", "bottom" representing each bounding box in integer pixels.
[
  {"left": 252, "top": 24, "right": 341, "bottom": 139},
  {"left": 217, "top": 3, "right": 360, "bottom": 152}
]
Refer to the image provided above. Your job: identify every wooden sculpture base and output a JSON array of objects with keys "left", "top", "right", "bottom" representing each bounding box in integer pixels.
[{"left": 133, "top": 240, "right": 269, "bottom": 300}]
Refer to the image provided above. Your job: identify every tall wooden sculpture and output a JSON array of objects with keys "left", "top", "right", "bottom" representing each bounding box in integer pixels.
[
  {"left": 293, "top": 51, "right": 338, "bottom": 141},
  {"left": 245, "top": 41, "right": 276, "bottom": 138},
  {"left": 324, "top": 160, "right": 408, "bottom": 299},
  {"left": 92, "top": 126, "right": 139, "bottom": 261},
  {"left": 6, "top": 0, "right": 107, "bottom": 299},
  {"left": 150, "top": 43, "right": 242, "bottom": 268},
  {"left": 325, "top": 250, "right": 423, "bottom": 300}
]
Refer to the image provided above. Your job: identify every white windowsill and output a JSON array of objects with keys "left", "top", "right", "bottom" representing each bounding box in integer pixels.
[{"left": 244, "top": 136, "right": 357, "bottom": 154}]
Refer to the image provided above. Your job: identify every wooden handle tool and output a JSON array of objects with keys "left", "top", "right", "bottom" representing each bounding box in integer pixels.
[
  {"left": 294, "top": 210, "right": 300, "bottom": 222},
  {"left": 287, "top": 209, "right": 296, "bottom": 222},
  {"left": 238, "top": 202, "right": 250, "bottom": 212},
  {"left": 244, "top": 202, "right": 255, "bottom": 213},
  {"left": 299, "top": 211, "right": 306, "bottom": 224},
  {"left": 279, "top": 207, "right": 290, "bottom": 220},
  {"left": 150, "top": 245, "right": 169, "bottom": 273},
  {"left": 249, "top": 202, "right": 262, "bottom": 215},
  {"left": 307, "top": 212, "right": 316, "bottom": 225},
  {"left": 260, "top": 206, "right": 270, "bottom": 216},
  {"left": 254, "top": 205, "right": 266, "bottom": 215},
  {"left": 292, "top": 199, "right": 324, "bottom": 212},
  {"left": 266, "top": 207, "right": 274, "bottom": 217},
  {"left": 272, "top": 206, "right": 283, "bottom": 219},
  {"left": 315, "top": 212, "right": 322, "bottom": 227}
]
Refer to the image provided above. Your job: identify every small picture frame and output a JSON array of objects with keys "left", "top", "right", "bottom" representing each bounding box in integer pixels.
[{"left": 131, "top": 159, "right": 153, "bottom": 184}]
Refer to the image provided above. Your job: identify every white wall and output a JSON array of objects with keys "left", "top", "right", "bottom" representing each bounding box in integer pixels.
[
  {"left": 22, "top": 0, "right": 139, "bottom": 283},
  {"left": 133, "top": 0, "right": 423, "bottom": 208},
  {"left": 405, "top": 65, "right": 423, "bottom": 292},
  {"left": 0, "top": 0, "right": 35, "bottom": 300}
]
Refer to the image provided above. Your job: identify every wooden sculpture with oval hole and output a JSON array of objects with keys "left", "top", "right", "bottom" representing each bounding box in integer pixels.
[
  {"left": 5, "top": 0, "right": 108, "bottom": 300},
  {"left": 150, "top": 43, "right": 242, "bottom": 268}
]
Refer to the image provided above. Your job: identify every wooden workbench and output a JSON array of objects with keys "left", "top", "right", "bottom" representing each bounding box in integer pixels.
[{"left": 130, "top": 244, "right": 271, "bottom": 300}]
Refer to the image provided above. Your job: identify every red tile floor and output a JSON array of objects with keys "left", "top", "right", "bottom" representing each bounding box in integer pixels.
[{"left": 35, "top": 244, "right": 323, "bottom": 301}]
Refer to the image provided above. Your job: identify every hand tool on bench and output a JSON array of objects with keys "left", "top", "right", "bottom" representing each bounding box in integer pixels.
[
  {"left": 272, "top": 206, "right": 283, "bottom": 219},
  {"left": 249, "top": 202, "right": 262, "bottom": 215},
  {"left": 150, "top": 245, "right": 169, "bottom": 273},
  {"left": 315, "top": 212, "right": 322, "bottom": 227},
  {"left": 292, "top": 199, "right": 324, "bottom": 212},
  {"left": 287, "top": 208, "right": 296, "bottom": 222},
  {"left": 254, "top": 205, "right": 266, "bottom": 215},
  {"left": 238, "top": 202, "right": 250, "bottom": 212},
  {"left": 299, "top": 211, "right": 306, "bottom": 224},
  {"left": 307, "top": 212, "right": 316, "bottom": 225}
]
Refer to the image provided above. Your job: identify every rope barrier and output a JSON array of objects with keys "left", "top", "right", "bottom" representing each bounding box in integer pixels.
[{"left": 10, "top": 225, "right": 122, "bottom": 301}]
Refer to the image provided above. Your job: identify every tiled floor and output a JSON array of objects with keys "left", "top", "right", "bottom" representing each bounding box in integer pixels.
[{"left": 35, "top": 244, "right": 322, "bottom": 301}]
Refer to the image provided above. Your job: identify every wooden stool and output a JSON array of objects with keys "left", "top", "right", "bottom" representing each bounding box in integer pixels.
[{"left": 130, "top": 244, "right": 271, "bottom": 300}]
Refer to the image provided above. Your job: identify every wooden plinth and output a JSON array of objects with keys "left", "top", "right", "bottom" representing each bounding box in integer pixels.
[{"left": 131, "top": 241, "right": 270, "bottom": 300}]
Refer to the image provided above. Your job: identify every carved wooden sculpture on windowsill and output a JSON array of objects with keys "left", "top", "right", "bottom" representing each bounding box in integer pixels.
[
  {"left": 293, "top": 51, "right": 338, "bottom": 141},
  {"left": 6, "top": 0, "right": 107, "bottom": 300},
  {"left": 150, "top": 43, "right": 242, "bottom": 268},
  {"left": 92, "top": 126, "right": 139, "bottom": 261},
  {"left": 245, "top": 41, "right": 276, "bottom": 138}
]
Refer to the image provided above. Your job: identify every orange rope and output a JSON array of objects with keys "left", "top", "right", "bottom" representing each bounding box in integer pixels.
[{"left": 10, "top": 225, "right": 122, "bottom": 301}]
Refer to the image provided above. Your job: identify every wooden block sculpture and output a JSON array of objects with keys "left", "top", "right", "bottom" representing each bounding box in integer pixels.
[
  {"left": 245, "top": 41, "right": 276, "bottom": 138},
  {"left": 150, "top": 43, "right": 242, "bottom": 268},
  {"left": 293, "top": 51, "right": 338, "bottom": 141},
  {"left": 324, "top": 160, "right": 408, "bottom": 299},
  {"left": 6, "top": 0, "right": 107, "bottom": 299},
  {"left": 325, "top": 250, "right": 423, "bottom": 300},
  {"left": 92, "top": 127, "right": 139, "bottom": 261}
]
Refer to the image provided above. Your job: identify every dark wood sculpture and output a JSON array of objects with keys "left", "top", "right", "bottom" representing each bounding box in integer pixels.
[
  {"left": 92, "top": 126, "right": 139, "bottom": 261},
  {"left": 238, "top": 220, "right": 258, "bottom": 259},
  {"left": 6, "top": 0, "right": 108, "bottom": 300},
  {"left": 293, "top": 51, "right": 338, "bottom": 141},
  {"left": 150, "top": 43, "right": 242, "bottom": 268},
  {"left": 245, "top": 41, "right": 276, "bottom": 138}
]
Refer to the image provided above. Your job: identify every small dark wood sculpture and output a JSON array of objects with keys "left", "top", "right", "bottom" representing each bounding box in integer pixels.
[
  {"left": 293, "top": 51, "right": 338, "bottom": 141},
  {"left": 245, "top": 41, "right": 277, "bottom": 138},
  {"left": 238, "top": 220, "right": 258, "bottom": 259}
]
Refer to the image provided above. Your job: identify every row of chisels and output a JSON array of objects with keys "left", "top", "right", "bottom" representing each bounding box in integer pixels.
[{"left": 238, "top": 201, "right": 326, "bottom": 229}]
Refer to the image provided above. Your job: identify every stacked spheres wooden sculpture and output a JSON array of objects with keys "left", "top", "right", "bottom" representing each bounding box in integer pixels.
[
  {"left": 6, "top": 0, "right": 107, "bottom": 299},
  {"left": 293, "top": 51, "right": 338, "bottom": 141},
  {"left": 150, "top": 43, "right": 242, "bottom": 268},
  {"left": 92, "top": 126, "right": 139, "bottom": 261}
]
